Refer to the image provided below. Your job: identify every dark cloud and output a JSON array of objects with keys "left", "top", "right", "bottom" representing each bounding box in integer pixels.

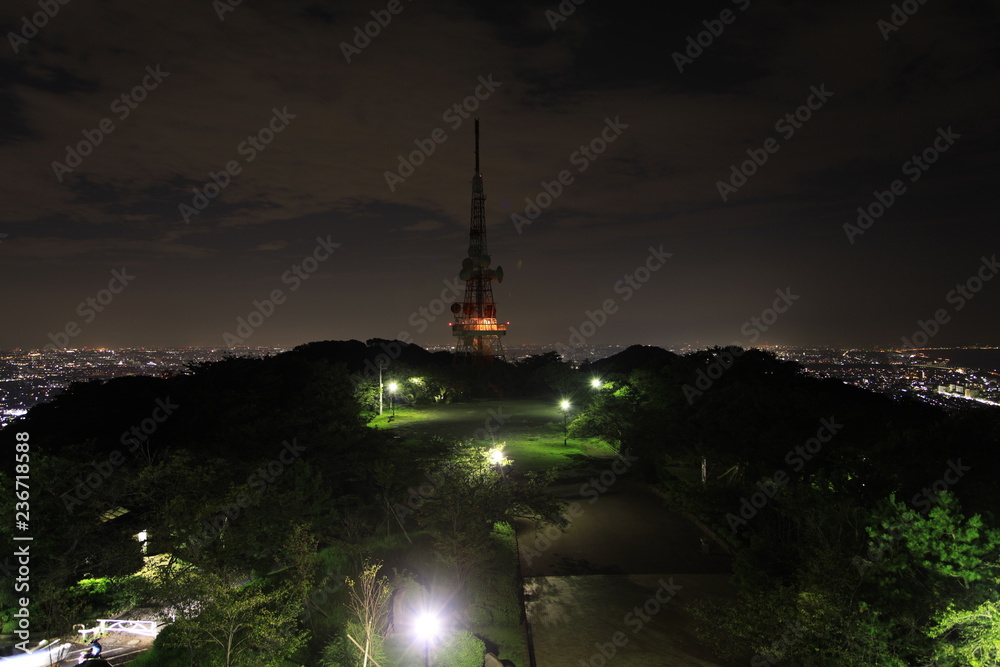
[{"left": 0, "top": 0, "right": 997, "bottom": 350}]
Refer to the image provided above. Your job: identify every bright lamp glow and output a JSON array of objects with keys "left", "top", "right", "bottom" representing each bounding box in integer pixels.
[
  {"left": 415, "top": 611, "right": 440, "bottom": 642},
  {"left": 560, "top": 399, "right": 570, "bottom": 411},
  {"left": 388, "top": 382, "right": 399, "bottom": 393},
  {"left": 489, "top": 448, "right": 504, "bottom": 464},
  {"left": 591, "top": 378, "right": 602, "bottom": 388}
]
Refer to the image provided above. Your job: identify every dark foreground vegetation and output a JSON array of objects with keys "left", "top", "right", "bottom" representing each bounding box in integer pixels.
[{"left": 2, "top": 340, "right": 999, "bottom": 665}]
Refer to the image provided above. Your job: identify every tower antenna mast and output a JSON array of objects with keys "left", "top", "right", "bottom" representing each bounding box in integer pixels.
[{"left": 449, "top": 119, "right": 507, "bottom": 361}]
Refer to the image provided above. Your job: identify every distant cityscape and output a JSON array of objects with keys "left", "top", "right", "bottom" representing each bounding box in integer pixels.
[{"left": 2, "top": 343, "right": 998, "bottom": 426}]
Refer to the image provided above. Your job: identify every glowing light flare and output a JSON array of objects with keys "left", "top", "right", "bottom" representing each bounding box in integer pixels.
[{"left": 415, "top": 611, "right": 440, "bottom": 642}]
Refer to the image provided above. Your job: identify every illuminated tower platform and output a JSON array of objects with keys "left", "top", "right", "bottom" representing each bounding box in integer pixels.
[{"left": 450, "top": 119, "right": 507, "bottom": 361}]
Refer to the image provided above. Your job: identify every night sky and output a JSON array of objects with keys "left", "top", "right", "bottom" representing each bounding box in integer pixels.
[{"left": 1, "top": 0, "right": 997, "bottom": 351}]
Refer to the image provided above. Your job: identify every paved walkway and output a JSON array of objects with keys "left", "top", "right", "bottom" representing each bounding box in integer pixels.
[
  {"left": 517, "top": 478, "right": 731, "bottom": 577},
  {"left": 524, "top": 574, "right": 739, "bottom": 666},
  {"left": 516, "top": 478, "right": 739, "bottom": 666}
]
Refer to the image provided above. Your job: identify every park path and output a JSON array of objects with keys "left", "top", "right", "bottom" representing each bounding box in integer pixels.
[
  {"left": 516, "top": 476, "right": 739, "bottom": 667},
  {"left": 389, "top": 398, "right": 740, "bottom": 666},
  {"left": 523, "top": 574, "right": 738, "bottom": 667}
]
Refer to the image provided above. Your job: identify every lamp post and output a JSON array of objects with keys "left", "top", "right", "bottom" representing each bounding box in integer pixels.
[
  {"left": 415, "top": 612, "right": 439, "bottom": 667},
  {"left": 378, "top": 361, "right": 384, "bottom": 415},
  {"left": 489, "top": 447, "right": 505, "bottom": 476},
  {"left": 388, "top": 381, "right": 398, "bottom": 418},
  {"left": 560, "top": 399, "right": 570, "bottom": 446},
  {"left": 591, "top": 377, "right": 602, "bottom": 390}
]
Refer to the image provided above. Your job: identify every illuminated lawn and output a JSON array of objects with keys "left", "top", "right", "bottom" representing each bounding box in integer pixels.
[
  {"left": 378, "top": 398, "right": 616, "bottom": 475},
  {"left": 367, "top": 405, "right": 434, "bottom": 429}
]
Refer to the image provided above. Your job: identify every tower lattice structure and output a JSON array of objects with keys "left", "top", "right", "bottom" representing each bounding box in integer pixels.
[{"left": 450, "top": 119, "right": 507, "bottom": 361}]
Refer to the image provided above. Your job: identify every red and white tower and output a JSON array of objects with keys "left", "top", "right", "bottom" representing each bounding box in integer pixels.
[{"left": 450, "top": 119, "right": 507, "bottom": 361}]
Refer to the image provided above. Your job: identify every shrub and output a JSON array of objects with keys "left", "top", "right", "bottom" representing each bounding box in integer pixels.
[
  {"left": 436, "top": 631, "right": 486, "bottom": 667},
  {"left": 319, "top": 620, "right": 385, "bottom": 667}
]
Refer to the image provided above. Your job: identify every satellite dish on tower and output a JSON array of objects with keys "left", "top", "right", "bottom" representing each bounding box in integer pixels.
[
  {"left": 462, "top": 257, "right": 473, "bottom": 270},
  {"left": 451, "top": 303, "right": 461, "bottom": 314},
  {"left": 459, "top": 268, "right": 472, "bottom": 281},
  {"left": 496, "top": 265, "right": 504, "bottom": 283}
]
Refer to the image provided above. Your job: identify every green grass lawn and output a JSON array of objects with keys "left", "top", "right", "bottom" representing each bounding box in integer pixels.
[
  {"left": 367, "top": 405, "right": 434, "bottom": 429},
  {"left": 380, "top": 398, "right": 617, "bottom": 476},
  {"left": 501, "top": 434, "right": 590, "bottom": 474}
]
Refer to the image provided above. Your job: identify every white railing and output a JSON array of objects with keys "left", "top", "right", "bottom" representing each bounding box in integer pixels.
[{"left": 80, "top": 619, "right": 159, "bottom": 637}]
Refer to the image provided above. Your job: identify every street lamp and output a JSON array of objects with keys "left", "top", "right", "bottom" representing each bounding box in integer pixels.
[
  {"left": 591, "top": 377, "right": 602, "bottom": 389},
  {"left": 415, "top": 611, "right": 440, "bottom": 667},
  {"left": 378, "top": 360, "right": 385, "bottom": 415},
  {"left": 488, "top": 447, "right": 508, "bottom": 476},
  {"left": 560, "top": 399, "right": 570, "bottom": 446},
  {"left": 388, "top": 381, "right": 399, "bottom": 418}
]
